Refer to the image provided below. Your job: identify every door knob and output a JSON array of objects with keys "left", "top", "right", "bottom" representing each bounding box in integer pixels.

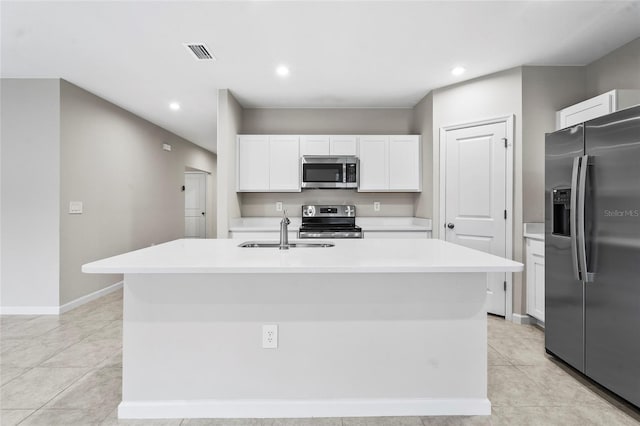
[{"left": 447, "top": 223, "right": 455, "bottom": 229}]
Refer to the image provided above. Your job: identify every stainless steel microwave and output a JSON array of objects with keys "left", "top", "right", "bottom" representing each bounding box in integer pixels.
[{"left": 301, "top": 156, "right": 358, "bottom": 189}]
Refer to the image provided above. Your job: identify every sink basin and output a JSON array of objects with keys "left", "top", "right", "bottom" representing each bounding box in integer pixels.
[{"left": 238, "top": 241, "right": 335, "bottom": 248}]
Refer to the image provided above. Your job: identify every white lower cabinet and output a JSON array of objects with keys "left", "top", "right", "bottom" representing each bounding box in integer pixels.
[
  {"left": 364, "top": 231, "right": 430, "bottom": 239},
  {"left": 229, "top": 231, "right": 298, "bottom": 241},
  {"left": 526, "top": 238, "right": 545, "bottom": 322}
]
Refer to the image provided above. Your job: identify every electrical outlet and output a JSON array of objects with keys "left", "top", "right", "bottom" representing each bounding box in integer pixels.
[
  {"left": 374, "top": 201, "right": 381, "bottom": 212},
  {"left": 69, "top": 201, "right": 83, "bottom": 214},
  {"left": 262, "top": 324, "right": 278, "bottom": 349},
  {"left": 276, "top": 201, "right": 283, "bottom": 212}
]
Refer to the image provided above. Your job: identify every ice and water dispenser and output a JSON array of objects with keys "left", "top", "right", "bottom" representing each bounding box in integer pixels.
[{"left": 552, "top": 189, "right": 571, "bottom": 237}]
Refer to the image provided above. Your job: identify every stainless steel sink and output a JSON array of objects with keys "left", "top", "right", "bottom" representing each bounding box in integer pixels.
[{"left": 238, "top": 241, "right": 335, "bottom": 248}]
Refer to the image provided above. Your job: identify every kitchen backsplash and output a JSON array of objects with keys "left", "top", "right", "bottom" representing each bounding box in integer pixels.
[{"left": 241, "top": 191, "right": 417, "bottom": 217}]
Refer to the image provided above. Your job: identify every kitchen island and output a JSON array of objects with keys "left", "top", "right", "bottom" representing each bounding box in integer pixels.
[{"left": 82, "top": 238, "right": 522, "bottom": 419}]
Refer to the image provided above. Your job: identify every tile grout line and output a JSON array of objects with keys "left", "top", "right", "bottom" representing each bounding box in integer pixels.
[
  {"left": 14, "top": 367, "right": 97, "bottom": 424},
  {"left": 4, "top": 304, "right": 121, "bottom": 424}
]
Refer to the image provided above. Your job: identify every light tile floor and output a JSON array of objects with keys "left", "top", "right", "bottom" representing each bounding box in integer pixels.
[{"left": 1, "top": 290, "right": 639, "bottom": 425}]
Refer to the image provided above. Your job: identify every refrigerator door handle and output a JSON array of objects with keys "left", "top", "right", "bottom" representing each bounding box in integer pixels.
[
  {"left": 577, "top": 154, "right": 592, "bottom": 283},
  {"left": 570, "top": 156, "right": 582, "bottom": 281}
]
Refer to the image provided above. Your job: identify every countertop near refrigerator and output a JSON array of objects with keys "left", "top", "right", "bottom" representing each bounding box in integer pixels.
[{"left": 524, "top": 223, "right": 544, "bottom": 241}]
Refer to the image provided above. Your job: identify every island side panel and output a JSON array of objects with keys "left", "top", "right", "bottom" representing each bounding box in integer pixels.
[{"left": 120, "top": 272, "right": 489, "bottom": 418}]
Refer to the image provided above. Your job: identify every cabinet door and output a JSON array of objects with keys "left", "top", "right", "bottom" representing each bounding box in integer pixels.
[
  {"left": 358, "top": 135, "right": 389, "bottom": 191},
  {"left": 526, "top": 239, "right": 545, "bottom": 321},
  {"left": 300, "top": 135, "right": 330, "bottom": 156},
  {"left": 559, "top": 91, "right": 614, "bottom": 129},
  {"left": 229, "top": 231, "right": 298, "bottom": 240},
  {"left": 269, "top": 135, "right": 301, "bottom": 192},
  {"left": 364, "top": 231, "right": 428, "bottom": 239},
  {"left": 389, "top": 135, "right": 421, "bottom": 191},
  {"left": 330, "top": 135, "right": 357, "bottom": 156},
  {"left": 237, "top": 135, "right": 269, "bottom": 191}
]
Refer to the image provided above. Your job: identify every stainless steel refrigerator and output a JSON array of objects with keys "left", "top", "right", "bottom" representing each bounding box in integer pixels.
[{"left": 545, "top": 104, "right": 640, "bottom": 408}]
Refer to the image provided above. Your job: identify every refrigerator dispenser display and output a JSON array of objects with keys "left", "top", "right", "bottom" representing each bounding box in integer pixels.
[{"left": 552, "top": 189, "right": 571, "bottom": 237}]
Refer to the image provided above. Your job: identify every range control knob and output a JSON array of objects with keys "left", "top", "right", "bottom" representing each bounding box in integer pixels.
[
  {"left": 345, "top": 206, "right": 354, "bottom": 216},
  {"left": 304, "top": 206, "right": 316, "bottom": 217}
]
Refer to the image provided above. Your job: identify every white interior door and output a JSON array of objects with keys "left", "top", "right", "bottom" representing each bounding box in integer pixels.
[
  {"left": 185, "top": 172, "right": 207, "bottom": 238},
  {"left": 443, "top": 122, "right": 508, "bottom": 316}
]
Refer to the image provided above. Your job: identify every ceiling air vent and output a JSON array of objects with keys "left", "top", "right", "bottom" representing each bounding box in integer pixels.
[{"left": 184, "top": 43, "right": 215, "bottom": 61}]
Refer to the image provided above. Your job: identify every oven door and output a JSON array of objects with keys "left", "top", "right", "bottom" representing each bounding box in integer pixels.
[{"left": 299, "top": 230, "right": 363, "bottom": 239}]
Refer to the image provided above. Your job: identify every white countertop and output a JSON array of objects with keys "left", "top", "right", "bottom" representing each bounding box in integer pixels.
[
  {"left": 524, "top": 223, "right": 544, "bottom": 241},
  {"left": 82, "top": 238, "right": 522, "bottom": 274},
  {"left": 229, "top": 217, "right": 431, "bottom": 232}
]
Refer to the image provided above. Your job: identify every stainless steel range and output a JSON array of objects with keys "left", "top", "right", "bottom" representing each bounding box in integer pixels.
[{"left": 299, "top": 205, "right": 363, "bottom": 239}]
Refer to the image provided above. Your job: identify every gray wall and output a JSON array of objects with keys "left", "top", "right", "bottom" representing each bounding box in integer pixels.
[
  {"left": 411, "top": 92, "right": 433, "bottom": 219},
  {"left": 1, "top": 79, "right": 61, "bottom": 310},
  {"left": 242, "top": 108, "right": 413, "bottom": 135},
  {"left": 521, "top": 66, "right": 586, "bottom": 223},
  {"left": 586, "top": 37, "right": 640, "bottom": 97},
  {"left": 216, "top": 89, "right": 243, "bottom": 237},
  {"left": 242, "top": 192, "right": 415, "bottom": 217},
  {"left": 240, "top": 107, "right": 417, "bottom": 218},
  {"left": 59, "top": 80, "right": 217, "bottom": 305},
  {"left": 431, "top": 67, "right": 525, "bottom": 314}
]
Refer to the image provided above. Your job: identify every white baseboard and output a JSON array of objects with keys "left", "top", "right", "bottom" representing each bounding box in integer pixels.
[
  {"left": 118, "top": 398, "right": 491, "bottom": 419},
  {"left": 59, "top": 281, "right": 123, "bottom": 313},
  {"left": 0, "top": 305, "right": 60, "bottom": 315},
  {"left": 512, "top": 313, "right": 534, "bottom": 325},
  {"left": 0, "top": 281, "right": 123, "bottom": 315}
]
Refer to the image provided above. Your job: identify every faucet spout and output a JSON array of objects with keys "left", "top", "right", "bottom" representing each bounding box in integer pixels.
[{"left": 279, "top": 210, "right": 291, "bottom": 250}]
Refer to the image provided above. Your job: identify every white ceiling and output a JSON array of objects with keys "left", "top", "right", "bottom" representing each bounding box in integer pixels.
[{"left": 2, "top": 1, "right": 640, "bottom": 153}]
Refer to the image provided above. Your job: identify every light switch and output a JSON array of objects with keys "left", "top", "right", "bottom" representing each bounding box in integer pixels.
[{"left": 69, "top": 201, "right": 83, "bottom": 214}]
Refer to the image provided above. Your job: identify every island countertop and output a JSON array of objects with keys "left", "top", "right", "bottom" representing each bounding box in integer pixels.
[{"left": 82, "top": 238, "right": 523, "bottom": 274}]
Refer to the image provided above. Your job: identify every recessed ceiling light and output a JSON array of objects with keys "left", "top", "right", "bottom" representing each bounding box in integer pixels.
[
  {"left": 276, "top": 65, "right": 290, "bottom": 77},
  {"left": 451, "top": 66, "right": 466, "bottom": 76},
  {"left": 169, "top": 102, "right": 181, "bottom": 111}
]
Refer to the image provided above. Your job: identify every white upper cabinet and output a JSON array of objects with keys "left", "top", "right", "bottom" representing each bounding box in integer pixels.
[
  {"left": 330, "top": 135, "right": 357, "bottom": 156},
  {"left": 300, "top": 135, "right": 330, "bottom": 156},
  {"left": 358, "top": 135, "right": 389, "bottom": 191},
  {"left": 237, "top": 135, "right": 269, "bottom": 191},
  {"left": 557, "top": 89, "right": 640, "bottom": 130},
  {"left": 238, "top": 134, "right": 420, "bottom": 193},
  {"left": 300, "top": 135, "right": 357, "bottom": 156},
  {"left": 237, "top": 135, "right": 301, "bottom": 192},
  {"left": 358, "top": 135, "right": 421, "bottom": 192},
  {"left": 389, "top": 135, "right": 421, "bottom": 191},
  {"left": 269, "top": 135, "right": 300, "bottom": 191}
]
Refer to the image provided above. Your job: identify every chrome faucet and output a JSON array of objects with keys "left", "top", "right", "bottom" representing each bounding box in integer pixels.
[{"left": 279, "top": 210, "right": 290, "bottom": 250}]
